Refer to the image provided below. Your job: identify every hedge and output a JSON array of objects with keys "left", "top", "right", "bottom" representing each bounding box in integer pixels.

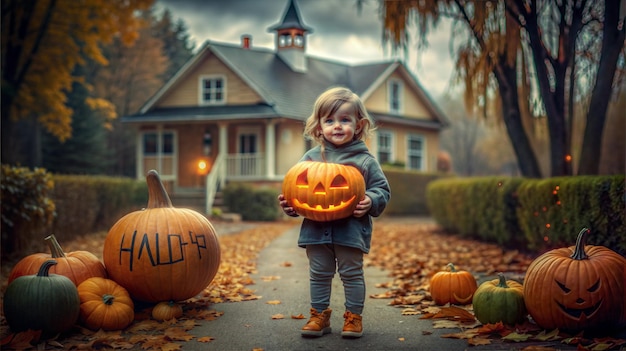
[
  {"left": 1, "top": 166, "right": 147, "bottom": 259},
  {"left": 427, "top": 175, "right": 625, "bottom": 255}
]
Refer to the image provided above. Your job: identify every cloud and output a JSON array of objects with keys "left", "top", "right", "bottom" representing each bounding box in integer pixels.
[{"left": 155, "top": 0, "right": 457, "bottom": 97}]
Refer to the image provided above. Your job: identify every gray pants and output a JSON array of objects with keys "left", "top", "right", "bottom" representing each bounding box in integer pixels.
[{"left": 306, "top": 244, "right": 365, "bottom": 315}]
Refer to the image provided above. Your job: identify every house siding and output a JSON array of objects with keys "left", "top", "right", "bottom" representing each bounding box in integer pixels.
[
  {"left": 276, "top": 120, "right": 306, "bottom": 175},
  {"left": 156, "top": 54, "right": 263, "bottom": 108},
  {"left": 365, "top": 73, "right": 431, "bottom": 119}
]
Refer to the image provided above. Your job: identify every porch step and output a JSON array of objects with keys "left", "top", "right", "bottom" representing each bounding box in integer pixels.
[{"left": 170, "top": 191, "right": 225, "bottom": 215}]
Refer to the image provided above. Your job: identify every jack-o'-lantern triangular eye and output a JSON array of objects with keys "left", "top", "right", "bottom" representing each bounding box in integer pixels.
[
  {"left": 296, "top": 170, "right": 308, "bottom": 188},
  {"left": 314, "top": 182, "right": 326, "bottom": 194},
  {"left": 330, "top": 175, "right": 349, "bottom": 189},
  {"left": 587, "top": 279, "right": 600, "bottom": 292}
]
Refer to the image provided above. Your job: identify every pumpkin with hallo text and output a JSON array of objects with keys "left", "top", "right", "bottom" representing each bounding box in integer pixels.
[
  {"left": 282, "top": 161, "right": 365, "bottom": 222},
  {"left": 523, "top": 227, "right": 626, "bottom": 333},
  {"left": 103, "top": 169, "right": 221, "bottom": 303}
]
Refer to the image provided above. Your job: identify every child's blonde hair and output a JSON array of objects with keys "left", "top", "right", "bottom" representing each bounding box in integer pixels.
[{"left": 303, "top": 86, "right": 375, "bottom": 148}]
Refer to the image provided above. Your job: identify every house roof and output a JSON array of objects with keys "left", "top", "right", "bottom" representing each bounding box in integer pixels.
[
  {"left": 268, "top": 0, "right": 312, "bottom": 33},
  {"left": 125, "top": 41, "right": 449, "bottom": 129}
]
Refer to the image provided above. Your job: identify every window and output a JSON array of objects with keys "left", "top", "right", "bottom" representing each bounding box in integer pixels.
[
  {"left": 279, "top": 34, "right": 292, "bottom": 47},
  {"left": 377, "top": 130, "right": 393, "bottom": 164},
  {"left": 200, "top": 76, "right": 225, "bottom": 105},
  {"left": 407, "top": 134, "right": 425, "bottom": 170},
  {"left": 141, "top": 130, "right": 176, "bottom": 179},
  {"left": 294, "top": 34, "right": 303, "bottom": 47},
  {"left": 143, "top": 131, "right": 174, "bottom": 156},
  {"left": 388, "top": 80, "right": 403, "bottom": 114}
]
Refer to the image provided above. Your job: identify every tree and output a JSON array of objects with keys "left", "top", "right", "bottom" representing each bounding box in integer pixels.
[
  {"left": 1, "top": 0, "right": 154, "bottom": 167},
  {"left": 42, "top": 78, "right": 114, "bottom": 174},
  {"left": 153, "top": 9, "right": 196, "bottom": 81},
  {"left": 379, "top": 0, "right": 625, "bottom": 177}
]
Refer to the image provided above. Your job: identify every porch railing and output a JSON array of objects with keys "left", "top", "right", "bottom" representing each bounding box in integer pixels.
[
  {"left": 205, "top": 153, "right": 226, "bottom": 214},
  {"left": 226, "top": 153, "right": 265, "bottom": 178}
]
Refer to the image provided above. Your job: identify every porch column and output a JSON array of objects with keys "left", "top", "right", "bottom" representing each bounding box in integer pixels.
[
  {"left": 370, "top": 130, "right": 379, "bottom": 160},
  {"left": 265, "top": 119, "right": 276, "bottom": 179},
  {"left": 218, "top": 122, "right": 228, "bottom": 183}
]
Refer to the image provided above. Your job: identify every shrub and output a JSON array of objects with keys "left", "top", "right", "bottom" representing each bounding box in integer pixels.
[
  {"left": 1, "top": 165, "right": 56, "bottom": 257},
  {"left": 222, "top": 183, "right": 281, "bottom": 221}
]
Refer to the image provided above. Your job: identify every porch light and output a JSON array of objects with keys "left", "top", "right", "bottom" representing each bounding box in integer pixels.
[{"left": 197, "top": 160, "right": 209, "bottom": 175}]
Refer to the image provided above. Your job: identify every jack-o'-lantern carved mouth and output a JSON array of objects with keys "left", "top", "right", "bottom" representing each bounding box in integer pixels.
[
  {"left": 554, "top": 279, "right": 602, "bottom": 320},
  {"left": 453, "top": 293, "right": 474, "bottom": 304},
  {"left": 556, "top": 300, "right": 602, "bottom": 320},
  {"left": 293, "top": 196, "right": 356, "bottom": 212}
]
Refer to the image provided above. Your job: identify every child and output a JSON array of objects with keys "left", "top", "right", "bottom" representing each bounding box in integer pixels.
[{"left": 278, "top": 86, "right": 391, "bottom": 338}]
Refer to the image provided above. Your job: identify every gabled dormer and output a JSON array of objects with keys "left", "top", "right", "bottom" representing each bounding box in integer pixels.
[{"left": 268, "top": 0, "right": 312, "bottom": 73}]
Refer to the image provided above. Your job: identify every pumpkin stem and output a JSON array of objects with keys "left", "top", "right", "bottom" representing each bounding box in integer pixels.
[
  {"left": 37, "top": 260, "right": 57, "bottom": 277},
  {"left": 570, "top": 227, "right": 590, "bottom": 260},
  {"left": 446, "top": 263, "right": 457, "bottom": 272},
  {"left": 146, "top": 170, "right": 173, "bottom": 209},
  {"left": 45, "top": 234, "right": 66, "bottom": 258},
  {"left": 496, "top": 272, "right": 509, "bottom": 288},
  {"left": 102, "top": 294, "right": 116, "bottom": 305}
]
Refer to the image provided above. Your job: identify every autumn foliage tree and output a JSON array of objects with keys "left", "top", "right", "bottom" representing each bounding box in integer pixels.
[
  {"left": 379, "top": 0, "right": 625, "bottom": 177},
  {"left": 1, "top": 0, "right": 154, "bottom": 167}
]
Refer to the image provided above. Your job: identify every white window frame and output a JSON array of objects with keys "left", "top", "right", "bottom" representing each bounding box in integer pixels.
[
  {"left": 377, "top": 129, "right": 395, "bottom": 165},
  {"left": 407, "top": 133, "right": 425, "bottom": 171},
  {"left": 199, "top": 75, "right": 226, "bottom": 105},
  {"left": 388, "top": 79, "right": 403, "bottom": 114},
  {"left": 138, "top": 129, "right": 178, "bottom": 181}
]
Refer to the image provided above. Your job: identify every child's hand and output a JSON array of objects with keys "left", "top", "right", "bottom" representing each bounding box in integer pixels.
[
  {"left": 353, "top": 195, "right": 372, "bottom": 218},
  {"left": 278, "top": 194, "right": 299, "bottom": 217}
]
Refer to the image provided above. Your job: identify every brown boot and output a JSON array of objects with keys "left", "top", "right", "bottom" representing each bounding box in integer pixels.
[
  {"left": 301, "top": 308, "right": 332, "bottom": 337},
  {"left": 341, "top": 311, "right": 363, "bottom": 338}
]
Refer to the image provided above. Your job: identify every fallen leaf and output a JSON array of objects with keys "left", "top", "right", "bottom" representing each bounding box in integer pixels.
[
  {"left": 533, "top": 329, "right": 561, "bottom": 341},
  {"left": 291, "top": 314, "right": 306, "bottom": 319},
  {"left": 271, "top": 314, "right": 285, "bottom": 320},
  {"left": 266, "top": 300, "right": 281, "bottom": 305},
  {"left": 467, "top": 337, "right": 492, "bottom": 346},
  {"left": 502, "top": 332, "right": 532, "bottom": 342},
  {"left": 197, "top": 336, "right": 215, "bottom": 343},
  {"left": 280, "top": 261, "right": 292, "bottom": 267}
]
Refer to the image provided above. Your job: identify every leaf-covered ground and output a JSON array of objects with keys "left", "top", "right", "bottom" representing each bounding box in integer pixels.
[{"left": 1, "top": 219, "right": 624, "bottom": 350}]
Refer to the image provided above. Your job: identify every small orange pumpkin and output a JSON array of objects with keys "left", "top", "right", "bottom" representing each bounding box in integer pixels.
[
  {"left": 523, "top": 228, "right": 626, "bottom": 332},
  {"left": 152, "top": 300, "right": 183, "bottom": 321},
  {"left": 282, "top": 161, "right": 365, "bottom": 222},
  {"left": 8, "top": 234, "right": 107, "bottom": 286},
  {"left": 77, "top": 277, "right": 134, "bottom": 331},
  {"left": 103, "top": 170, "right": 221, "bottom": 303},
  {"left": 429, "top": 263, "right": 478, "bottom": 305}
]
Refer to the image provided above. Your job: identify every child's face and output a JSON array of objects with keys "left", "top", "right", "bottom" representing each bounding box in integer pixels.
[{"left": 320, "top": 102, "right": 360, "bottom": 147}]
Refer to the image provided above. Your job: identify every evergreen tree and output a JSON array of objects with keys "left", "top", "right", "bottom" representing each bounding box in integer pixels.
[
  {"left": 43, "top": 80, "right": 111, "bottom": 174},
  {"left": 153, "top": 9, "right": 196, "bottom": 81}
]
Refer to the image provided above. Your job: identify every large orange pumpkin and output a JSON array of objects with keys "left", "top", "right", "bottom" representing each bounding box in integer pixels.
[
  {"left": 282, "top": 161, "right": 365, "bottom": 222},
  {"left": 103, "top": 170, "right": 221, "bottom": 303},
  {"left": 523, "top": 228, "right": 626, "bottom": 332},
  {"left": 429, "top": 263, "right": 478, "bottom": 305},
  {"left": 8, "top": 234, "right": 107, "bottom": 286}
]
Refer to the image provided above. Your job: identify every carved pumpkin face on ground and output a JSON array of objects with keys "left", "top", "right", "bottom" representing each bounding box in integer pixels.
[
  {"left": 282, "top": 161, "right": 365, "bottom": 222},
  {"left": 523, "top": 228, "right": 626, "bottom": 332}
]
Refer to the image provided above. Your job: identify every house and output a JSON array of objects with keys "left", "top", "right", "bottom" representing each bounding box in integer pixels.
[{"left": 123, "top": 0, "right": 449, "bottom": 213}]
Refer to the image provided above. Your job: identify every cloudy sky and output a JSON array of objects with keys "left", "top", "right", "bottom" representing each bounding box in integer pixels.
[{"left": 155, "top": 0, "right": 458, "bottom": 98}]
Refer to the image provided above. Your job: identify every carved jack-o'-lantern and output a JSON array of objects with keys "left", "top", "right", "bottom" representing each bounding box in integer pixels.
[
  {"left": 282, "top": 161, "right": 365, "bottom": 222},
  {"left": 523, "top": 228, "right": 626, "bottom": 332}
]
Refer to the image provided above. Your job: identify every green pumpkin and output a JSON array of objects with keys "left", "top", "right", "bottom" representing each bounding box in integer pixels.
[
  {"left": 472, "top": 273, "right": 527, "bottom": 325},
  {"left": 3, "top": 260, "right": 80, "bottom": 335}
]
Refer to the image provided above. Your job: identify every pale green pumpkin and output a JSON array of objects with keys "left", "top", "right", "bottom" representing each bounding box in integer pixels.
[{"left": 472, "top": 273, "right": 527, "bottom": 325}]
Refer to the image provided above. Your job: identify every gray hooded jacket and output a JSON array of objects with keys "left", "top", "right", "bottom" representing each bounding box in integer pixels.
[{"left": 296, "top": 140, "right": 391, "bottom": 253}]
